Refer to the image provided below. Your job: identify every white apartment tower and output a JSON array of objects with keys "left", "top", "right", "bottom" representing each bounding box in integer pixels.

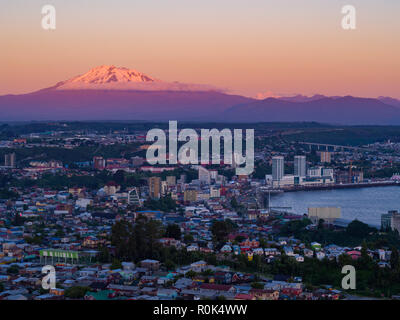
[
  {"left": 198, "top": 166, "right": 211, "bottom": 184},
  {"left": 272, "top": 156, "right": 284, "bottom": 181},
  {"left": 294, "top": 155, "right": 306, "bottom": 177}
]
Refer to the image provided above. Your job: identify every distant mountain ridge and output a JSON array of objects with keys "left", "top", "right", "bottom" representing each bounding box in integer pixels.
[
  {"left": 1, "top": 65, "right": 400, "bottom": 124},
  {"left": 222, "top": 96, "right": 400, "bottom": 124},
  {"left": 276, "top": 94, "right": 400, "bottom": 108},
  {"left": 0, "top": 89, "right": 253, "bottom": 121},
  {"left": 377, "top": 96, "right": 400, "bottom": 108}
]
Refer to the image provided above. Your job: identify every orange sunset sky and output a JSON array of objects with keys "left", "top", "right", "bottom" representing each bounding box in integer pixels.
[{"left": 0, "top": 0, "right": 399, "bottom": 98}]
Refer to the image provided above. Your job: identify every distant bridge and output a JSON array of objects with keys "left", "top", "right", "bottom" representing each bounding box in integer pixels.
[{"left": 297, "top": 142, "right": 372, "bottom": 152}]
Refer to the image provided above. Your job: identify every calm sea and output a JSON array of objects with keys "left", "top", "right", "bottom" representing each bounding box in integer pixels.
[{"left": 270, "top": 186, "right": 400, "bottom": 227}]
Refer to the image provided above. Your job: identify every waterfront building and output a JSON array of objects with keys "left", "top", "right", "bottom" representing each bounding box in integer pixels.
[
  {"left": 335, "top": 170, "right": 363, "bottom": 184},
  {"left": 381, "top": 210, "right": 400, "bottom": 232},
  {"left": 294, "top": 155, "right": 306, "bottom": 177},
  {"left": 272, "top": 156, "right": 284, "bottom": 181},
  {"left": 308, "top": 207, "right": 341, "bottom": 225},
  {"left": 273, "top": 175, "right": 295, "bottom": 188},
  {"left": 307, "top": 167, "right": 334, "bottom": 179}
]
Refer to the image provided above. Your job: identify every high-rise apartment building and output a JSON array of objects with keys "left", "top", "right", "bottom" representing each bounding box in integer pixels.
[
  {"left": 272, "top": 156, "right": 284, "bottom": 181},
  {"left": 4, "top": 153, "right": 16, "bottom": 168},
  {"left": 148, "top": 177, "right": 161, "bottom": 199},
  {"left": 294, "top": 155, "right": 306, "bottom": 177},
  {"left": 320, "top": 151, "right": 331, "bottom": 163}
]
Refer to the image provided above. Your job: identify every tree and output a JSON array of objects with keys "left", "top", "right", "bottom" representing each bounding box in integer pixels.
[
  {"left": 111, "top": 217, "right": 163, "bottom": 261},
  {"left": 0, "top": 188, "right": 18, "bottom": 200},
  {"left": 165, "top": 224, "right": 181, "bottom": 240},
  {"left": 201, "top": 269, "right": 214, "bottom": 276},
  {"left": 183, "top": 233, "right": 194, "bottom": 244},
  {"left": 55, "top": 229, "right": 65, "bottom": 237},
  {"left": 13, "top": 213, "right": 24, "bottom": 226},
  {"left": 7, "top": 264, "right": 19, "bottom": 274},
  {"left": 165, "top": 259, "right": 176, "bottom": 271},
  {"left": 390, "top": 247, "right": 400, "bottom": 270},
  {"left": 230, "top": 197, "right": 239, "bottom": 210},
  {"left": 97, "top": 245, "right": 111, "bottom": 263},
  {"left": 110, "top": 258, "right": 122, "bottom": 270},
  {"left": 235, "top": 235, "right": 246, "bottom": 243},
  {"left": 211, "top": 220, "right": 234, "bottom": 243},
  {"left": 251, "top": 282, "right": 264, "bottom": 289},
  {"left": 144, "top": 194, "right": 177, "bottom": 212},
  {"left": 144, "top": 218, "right": 163, "bottom": 257},
  {"left": 259, "top": 237, "right": 268, "bottom": 248},
  {"left": 186, "top": 270, "right": 197, "bottom": 278},
  {"left": 65, "top": 286, "right": 91, "bottom": 299},
  {"left": 346, "top": 220, "right": 373, "bottom": 238},
  {"left": 24, "top": 235, "right": 43, "bottom": 245},
  {"left": 111, "top": 220, "right": 135, "bottom": 259},
  {"left": 113, "top": 170, "right": 126, "bottom": 185}
]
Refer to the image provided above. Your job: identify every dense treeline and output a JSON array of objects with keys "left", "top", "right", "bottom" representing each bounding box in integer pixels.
[
  {"left": 9, "top": 170, "right": 145, "bottom": 191},
  {"left": 0, "top": 121, "right": 329, "bottom": 138},
  {"left": 143, "top": 195, "right": 177, "bottom": 212},
  {"left": 286, "top": 126, "right": 400, "bottom": 146},
  {"left": 280, "top": 218, "right": 400, "bottom": 249},
  {"left": 105, "top": 216, "right": 400, "bottom": 297},
  {"left": 110, "top": 217, "right": 164, "bottom": 261},
  {"left": 364, "top": 166, "right": 400, "bottom": 179},
  {"left": 0, "top": 188, "right": 18, "bottom": 200},
  {"left": 0, "top": 143, "right": 142, "bottom": 167}
]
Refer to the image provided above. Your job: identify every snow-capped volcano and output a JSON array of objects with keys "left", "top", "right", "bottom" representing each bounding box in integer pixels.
[
  {"left": 53, "top": 65, "right": 219, "bottom": 92},
  {"left": 63, "top": 65, "right": 157, "bottom": 84}
]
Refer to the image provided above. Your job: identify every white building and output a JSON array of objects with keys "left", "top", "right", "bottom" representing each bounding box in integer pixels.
[
  {"left": 294, "top": 155, "right": 306, "bottom": 177},
  {"left": 128, "top": 188, "right": 140, "bottom": 206},
  {"left": 210, "top": 187, "right": 220, "bottom": 198},
  {"left": 198, "top": 166, "right": 211, "bottom": 184},
  {"left": 272, "top": 175, "right": 295, "bottom": 188},
  {"left": 272, "top": 156, "right": 284, "bottom": 181}
]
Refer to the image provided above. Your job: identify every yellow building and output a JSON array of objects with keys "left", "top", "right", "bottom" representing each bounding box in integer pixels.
[
  {"left": 148, "top": 177, "right": 161, "bottom": 199},
  {"left": 184, "top": 189, "right": 197, "bottom": 203}
]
